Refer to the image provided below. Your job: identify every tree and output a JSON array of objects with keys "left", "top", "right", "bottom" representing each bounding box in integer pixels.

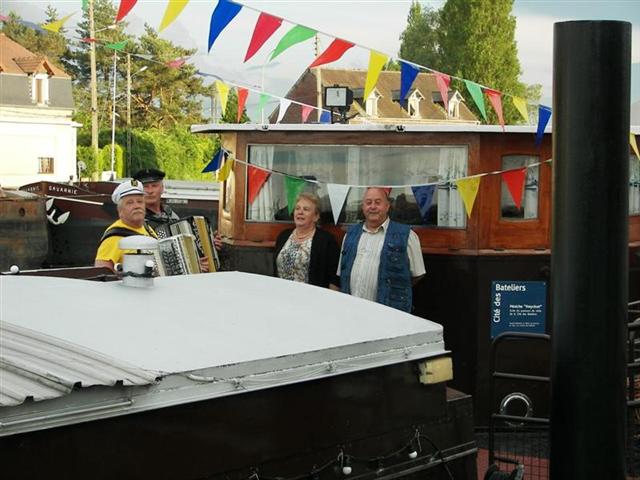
[{"left": 398, "top": 2, "right": 441, "bottom": 71}]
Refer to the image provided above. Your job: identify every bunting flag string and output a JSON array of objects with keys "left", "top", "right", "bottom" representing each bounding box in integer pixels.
[
  {"left": 455, "top": 176, "right": 481, "bottom": 218},
  {"left": 536, "top": 105, "right": 552, "bottom": 146},
  {"left": 247, "top": 165, "right": 271, "bottom": 205},
  {"left": 285, "top": 176, "right": 307, "bottom": 213},
  {"left": 501, "top": 167, "right": 526, "bottom": 209},
  {"left": 215, "top": 80, "right": 230, "bottom": 115},
  {"left": 276, "top": 99, "right": 292, "bottom": 124},
  {"left": 326, "top": 183, "right": 351, "bottom": 225},
  {"left": 159, "top": 0, "right": 190, "bottom": 32},
  {"left": 208, "top": 0, "right": 242, "bottom": 52},
  {"left": 464, "top": 80, "right": 487, "bottom": 121},
  {"left": 244, "top": 12, "right": 283, "bottom": 63},
  {"left": 237, "top": 87, "right": 249, "bottom": 123},
  {"left": 434, "top": 72, "right": 451, "bottom": 114},
  {"left": 363, "top": 51, "right": 388, "bottom": 101},
  {"left": 301, "top": 105, "right": 314, "bottom": 123},
  {"left": 631, "top": 133, "right": 640, "bottom": 161},
  {"left": 269, "top": 25, "right": 317, "bottom": 62},
  {"left": 411, "top": 185, "right": 436, "bottom": 221},
  {"left": 115, "top": 0, "right": 137, "bottom": 23},
  {"left": 308, "top": 39, "right": 355, "bottom": 69},
  {"left": 399, "top": 61, "right": 420, "bottom": 104},
  {"left": 213, "top": 157, "right": 234, "bottom": 182},
  {"left": 485, "top": 89, "right": 505, "bottom": 131},
  {"left": 202, "top": 149, "right": 225, "bottom": 173},
  {"left": 512, "top": 96, "right": 530, "bottom": 124}
]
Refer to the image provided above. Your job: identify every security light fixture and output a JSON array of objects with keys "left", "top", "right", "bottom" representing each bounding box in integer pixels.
[{"left": 323, "top": 85, "right": 354, "bottom": 124}]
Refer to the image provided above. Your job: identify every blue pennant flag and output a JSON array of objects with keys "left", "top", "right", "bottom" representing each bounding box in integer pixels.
[
  {"left": 536, "top": 105, "right": 552, "bottom": 146},
  {"left": 208, "top": 0, "right": 243, "bottom": 52},
  {"left": 319, "top": 111, "right": 331, "bottom": 124},
  {"left": 202, "top": 149, "right": 224, "bottom": 173},
  {"left": 411, "top": 185, "right": 436, "bottom": 221},
  {"left": 400, "top": 61, "right": 419, "bottom": 104}
]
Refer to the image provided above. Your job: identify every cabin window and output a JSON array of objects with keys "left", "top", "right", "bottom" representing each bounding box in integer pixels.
[
  {"left": 631, "top": 155, "right": 640, "bottom": 216},
  {"left": 500, "top": 155, "right": 539, "bottom": 220},
  {"left": 38, "top": 157, "right": 54, "bottom": 174},
  {"left": 246, "top": 144, "right": 468, "bottom": 228}
]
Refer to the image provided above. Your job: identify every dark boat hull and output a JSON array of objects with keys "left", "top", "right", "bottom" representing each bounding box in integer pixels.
[{"left": 1, "top": 362, "right": 476, "bottom": 480}]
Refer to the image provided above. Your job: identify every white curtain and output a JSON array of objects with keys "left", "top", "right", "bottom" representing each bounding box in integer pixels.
[
  {"left": 523, "top": 159, "right": 539, "bottom": 219},
  {"left": 437, "top": 147, "right": 467, "bottom": 227},
  {"left": 248, "top": 146, "right": 275, "bottom": 221},
  {"left": 630, "top": 158, "right": 640, "bottom": 215}
]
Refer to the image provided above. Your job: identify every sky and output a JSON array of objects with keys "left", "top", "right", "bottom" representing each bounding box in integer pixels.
[{"left": 2, "top": 0, "right": 639, "bottom": 120}]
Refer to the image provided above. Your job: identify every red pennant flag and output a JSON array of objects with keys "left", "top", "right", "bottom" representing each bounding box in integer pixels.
[
  {"left": 247, "top": 165, "right": 271, "bottom": 205},
  {"left": 301, "top": 105, "right": 313, "bottom": 123},
  {"left": 501, "top": 168, "right": 526, "bottom": 209},
  {"left": 244, "top": 13, "right": 282, "bottom": 63},
  {"left": 485, "top": 89, "right": 505, "bottom": 131},
  {"left": 166, "top": 58, "right": 185, "bottom": 68},
  {"left": 308, "top": 39, "right": 355, "bottom": 69},
  {"left": 236, "top": 88, "right": 248, "bottom": 123},
  {"left": 81, "top": 37, "right": 97, "bottom": 43},
  {"left": 434, "top": 72, "right": 451, "bottom": 114},
  {"left": 115, "top": 0, "right": 137, "bottom": 22}
]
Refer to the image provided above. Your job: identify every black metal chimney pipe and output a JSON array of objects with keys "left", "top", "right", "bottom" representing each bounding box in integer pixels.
[{"left": 551, "top": 21, "right": 631, "bottom": 478}]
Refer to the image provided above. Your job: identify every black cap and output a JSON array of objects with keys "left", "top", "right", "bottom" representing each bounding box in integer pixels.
[{"left": 132, "top": 168, "right": 166, "bottom": 183}]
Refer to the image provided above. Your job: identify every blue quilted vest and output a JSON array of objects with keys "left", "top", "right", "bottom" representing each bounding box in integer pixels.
[{"left": 340, "top": 220, "right": 413, "bottom": 312}]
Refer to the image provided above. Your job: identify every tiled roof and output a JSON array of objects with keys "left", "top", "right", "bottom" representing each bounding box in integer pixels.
[{"left": 0, "top": 32, "right": 69, "bottom": 77}]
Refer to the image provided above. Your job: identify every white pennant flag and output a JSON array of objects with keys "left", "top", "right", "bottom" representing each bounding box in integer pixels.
[
  {"left": 326, "top": 183, "right": 350, "bottom": 225},
  {"left": 276, "top": 99, "right": 292, "bottom": 124}
]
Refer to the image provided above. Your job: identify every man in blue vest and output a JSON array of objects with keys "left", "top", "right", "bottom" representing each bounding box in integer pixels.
[{"left": 332, "top": 187, "right": 425, "bottom": 312}]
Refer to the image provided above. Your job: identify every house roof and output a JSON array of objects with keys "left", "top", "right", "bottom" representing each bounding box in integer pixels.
[
  {"left": 0, "top": 32, "right": 69, "bottom": 77},
  {"left": 279, "top": 68, "right": 478, "bottom": 124}
]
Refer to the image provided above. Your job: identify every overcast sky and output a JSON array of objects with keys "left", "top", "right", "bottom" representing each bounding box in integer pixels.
[{"left": 3, "top": 0, "right": 639, "bottom": 117}]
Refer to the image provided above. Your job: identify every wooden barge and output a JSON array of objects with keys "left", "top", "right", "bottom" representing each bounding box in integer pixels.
[{"left": 190, "top": 122, "right": 640, "bottom": 423}]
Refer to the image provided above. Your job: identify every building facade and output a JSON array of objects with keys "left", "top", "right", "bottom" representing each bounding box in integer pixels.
[{"left": 0, "top": 33, "right": 78, "bottom": 188}]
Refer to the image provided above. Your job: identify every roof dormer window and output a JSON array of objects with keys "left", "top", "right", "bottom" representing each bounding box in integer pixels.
[
  {"left": 448, "top": 91, "right": 463, "bottom": 119},
  {"left": 365, "top": 89, "right": 382, "bottom": 117},
  {"left": 408, "top": 90, "right": 425, "bottom": 118},
  {"left": 31, "top": 73, "right": 49, "bottom": 106}
]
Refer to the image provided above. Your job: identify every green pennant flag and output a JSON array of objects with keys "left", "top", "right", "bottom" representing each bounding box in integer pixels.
[
  {"left": 259, "top": 92, "right": 269, "bottom": 118},
  {"left": 82, "top": 0, "right": 89, "bottom": 11},
  {"left": 285, "top": 176, "right": 307, "bottom": 214},
  {"left": 105, "top": 40, "right": 128, "bottom": 51},
  {"left": 464, "top": 80, "right": 487, "bottom": 121},
  {"left": 270, "top": 25, "right": 317, "bottom": 62}
]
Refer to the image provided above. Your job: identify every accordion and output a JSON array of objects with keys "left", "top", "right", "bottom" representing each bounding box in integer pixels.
[
  {"left": 168, "top": 216, "right": 220, "bottom": 272},
  {"left": 154, "top": 234, "right": 201, "bottom": 276}
]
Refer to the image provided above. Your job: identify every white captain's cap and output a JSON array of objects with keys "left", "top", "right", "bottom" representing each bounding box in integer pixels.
[{"left": 112, "top": 179, "right": 144, "bottom": 204}]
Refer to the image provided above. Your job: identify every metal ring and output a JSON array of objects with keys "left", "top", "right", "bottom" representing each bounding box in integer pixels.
[{"left": 499, "top": 392, "right": 533, "bottom": 427}]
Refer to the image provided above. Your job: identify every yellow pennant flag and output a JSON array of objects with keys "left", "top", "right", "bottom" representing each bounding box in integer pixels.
[
  {"left": 363, "top": 51, "right": 388, "bottom": 102},
  {"left": 159, "top": 0, "right": 189, "bottom": 32},
  {"left": 214, "top": 158, "right": 234, "bottom": 183},
  {"left": 455, "top": 176, "right": 481, "bottom": 218},
  {"left": 216, "top": 80, "right": 230, "bottom": 116},
  {"left": 631, "top": 133, "right": 640, "bottom": 161},
  {"left": 42, "top": 12, "right": 75, "bottom": 33},
  {"left": 512, "top": 96, "right": 529, "bottom": 124}
]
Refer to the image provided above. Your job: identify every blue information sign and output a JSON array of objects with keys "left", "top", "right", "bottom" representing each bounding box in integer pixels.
[{"left": 490, "top": 281, "right": 547, "bottom": 338}]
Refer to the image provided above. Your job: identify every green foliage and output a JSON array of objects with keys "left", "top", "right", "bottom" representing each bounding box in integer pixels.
[
  {"left": 398, "top": 0, "right": 542, "bottom": 124},
  {"left": 218, "top": 88, "right": 251, "bottom": 124},
  {"left": 77, "top": 145, "right": 98, "bottom": 178},
  {"left": 99, "top": 143, "right": 124, "bottom": 177},
  {"left": 398, "top": 2, "right": 441, "bottom": 70}
]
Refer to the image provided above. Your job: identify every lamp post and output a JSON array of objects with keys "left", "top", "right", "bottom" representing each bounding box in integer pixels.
[
  {"left": 109, "top": 50, "right": 117, "bottom": 180},
  {"left": 126, "top": 56, "right": 147, "bottom": 175}
]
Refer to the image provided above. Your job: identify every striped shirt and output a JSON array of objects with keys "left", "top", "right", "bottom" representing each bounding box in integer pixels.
[{"left": 338, "top": 218, "right": 426, "bottom": 302}]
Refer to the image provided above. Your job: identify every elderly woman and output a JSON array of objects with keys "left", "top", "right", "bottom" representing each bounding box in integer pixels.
[{"left": 274, "top": 193, "right": 340, "bottom": 288}]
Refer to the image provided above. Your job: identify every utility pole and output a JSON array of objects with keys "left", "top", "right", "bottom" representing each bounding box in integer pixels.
[
  {"left": 89, "top": 0, "right": 99, "bottom": 163},
  {"left": 109, "top": 50, "right": 117, "bottom": 180},
  {"left": 314, "top": 34, "right": 322, "bottom": 122},
  {"left": 126, "top": 53, "right": 131, "bottom": 176}
]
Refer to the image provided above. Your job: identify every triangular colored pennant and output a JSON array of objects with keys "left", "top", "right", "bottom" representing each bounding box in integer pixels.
[
  {"left": 41, "top": 12, "right": 74, "bottom": 33},
  {"left": 630, "top": 133, "right": 640, "bottom": 161},
  {"left": 135, "top": 54, "right": 154, "bottom": 61},
  {"left": 270, "top": 25, "right": 316, "bottom": 62},
  {"left": 411, "top": 185, "right": 436, "bottom": 220},
  {"left": 379, "top": 187, "right": 392, "bottom": 197},
  {"left": 214, "top": 158, "right": 234, "bottom": 182},
  {"left": 208, "top": 0, "right": 242, "bottom": 52},
  {"left": 247, "top": 165, "right": 271, "bottom": 205},
  {"left": 285, "top": 176, "right": 307, "bottom": 214},
  {"left": 202, "top": 149, "right": 224, "bottom": 173},
  {"left": 82, "top": 0, "right": 89, "bottom": 11},
  {"left": 326, "top": 183, "right": 350, "bottom": 225},
  {"left": 319, "top": 111, "right": 331, "bottom": 124},
  {"left": 455, "top": 176, "right": 481, "bottom": 218},
  {"left": 434, "top": 72, "right": 451, "bottom": 114},
  {"left": 159, "top": 0, "right": 189, "bottom": 32},
  {"left": 166, "top": 58, "right": 185, "bottom": 68},
  {"left": 464, "top": 80, "right": 487, "bottom": 121},
  {"left": 115, "top": 0, "right": 137, "bottom": 23},
  {"left": 363, "top": 51, "right": 388, "bottom": 101},
  {"left": 259, "top": 93, "right": 269, "bottom": 120},
  {"left": 244, "top": 12, "right": 282, "bottom": 63},
  {"left": 0, "top": 14, "right": 9, "bottom": 22},
  {"left": 399, "top": 61, "right": 419, "bottom": 104},
  {"left": 485, "top": 89, "right": 505, "bottom": 131},
  {"left": 236, "top": 88, "right": 248, "bottom": 123},
  {"left": 104, "top": 40, "right": 128, "bottom": 51},
  {"left": 215, "top": 80, "right": 230, "bottom": 115},
  {"left": 81, "top": 37, "right": 97, "bottom": 43},
  {"left": 501, "top": 168, "right": 526, "bottom": 210},
  {"left": 512, "top": 96, "right": 529, "bottom": 124},
  {"left": 308, "top": 39, "right": 355, "bottom": 69},
  {"left": 536, "top": 105, "right": 552, "bottom": 146},
  {"left": 301, "top": 105, "right": 313, "bottom": 123},
  {"left": 276, "top": 99, "right": 292, "bottom": 124}
]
